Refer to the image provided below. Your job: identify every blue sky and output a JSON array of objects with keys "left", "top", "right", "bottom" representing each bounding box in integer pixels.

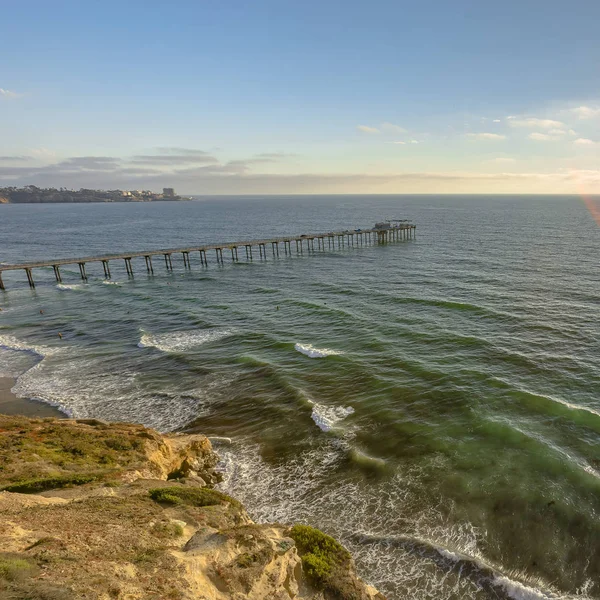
[{"left": 2, "top": 0, "right": 600, "bottom": 193}]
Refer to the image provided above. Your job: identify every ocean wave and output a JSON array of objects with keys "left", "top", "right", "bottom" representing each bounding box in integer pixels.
[
  {"left": 492, "top": 575, "right": 579, "bottom": 600},
  {"left": 208, "top": 436, "right": 233, "bottom": 445},
  {"left": 494, "top": 379, "right": 600, "bottom": 428},
  {"left": 138, "top": 328, "right": 234, "bottom": 352},
  {"left": 216, "top": 436, "right": 595, "bottom": 600},
  {"left": 353, "top": 533, "right": 583, "bottom": 600},
  {"left": 0, "top": 333, "right": 53, "bottom": 359},
  {"left": 11, "top": 355, "right": 230, "bottom": 432},
  {"left": 57, "top": 283, "right": 84, "bottom": 290},
  {"left": 347, "top": 448, "right": 387, "bottom": 472},
  {"left": 102, "top": 280, "right": 121, "bottom": 286},
  {"left": 294, "top": 343, "right": 342, "bottom": 358},
  {"left": 309, "top": 401, "right": 354, "bottom": 432},
  {"left": 217, "top": 442, "right": 486, "bottom": 599}
]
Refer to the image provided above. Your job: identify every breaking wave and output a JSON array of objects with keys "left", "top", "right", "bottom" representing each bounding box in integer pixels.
[
  {"left": 309, "top": 400, "right": 355, "bottom": 432},
  {"left": 294, "top": 343, "right": 342, "bottom": 358},
  {"left": 138, "top": 328, "right": 234, "bottom": 352}
]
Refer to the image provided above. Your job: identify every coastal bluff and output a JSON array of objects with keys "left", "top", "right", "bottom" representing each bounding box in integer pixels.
[{"left": 0, "top": 415, "right": 384, "bottom": 600}]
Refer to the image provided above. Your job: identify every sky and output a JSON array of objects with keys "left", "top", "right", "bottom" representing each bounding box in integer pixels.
[{"left": 1, "top": 0, "right": 600, "bottom": 194}]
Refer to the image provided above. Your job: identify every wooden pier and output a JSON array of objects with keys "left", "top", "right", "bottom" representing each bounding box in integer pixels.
[{"left": 0, "top": 224, "right": 416, "bottom": 290}]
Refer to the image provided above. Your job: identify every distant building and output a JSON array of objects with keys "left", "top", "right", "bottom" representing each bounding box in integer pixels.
[{"left": 163, "top": 187, "right": 175, "bottom": 198}]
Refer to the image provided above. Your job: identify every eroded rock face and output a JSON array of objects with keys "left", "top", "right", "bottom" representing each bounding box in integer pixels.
[{"left": 0, "top": 415, "right": 385, "bottom": 600}]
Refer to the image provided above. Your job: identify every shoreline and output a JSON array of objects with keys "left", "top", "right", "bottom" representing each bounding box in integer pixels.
[{"left": 0, "top": 376, "right": 67, "bottom": 418}]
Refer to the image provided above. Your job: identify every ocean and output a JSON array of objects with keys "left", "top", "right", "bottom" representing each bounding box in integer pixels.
[{"left": 1, "top": 195, "right": 599, "bottom": 599}]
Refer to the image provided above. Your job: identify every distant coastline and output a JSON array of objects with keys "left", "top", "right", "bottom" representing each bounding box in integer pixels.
[{"left": 0, "top": 185, "right": 190, "bottom": 204}]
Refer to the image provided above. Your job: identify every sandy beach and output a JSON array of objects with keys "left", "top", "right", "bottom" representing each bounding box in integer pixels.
[{"left": 0, "top": 377, "right": 66, "bottom": 418}]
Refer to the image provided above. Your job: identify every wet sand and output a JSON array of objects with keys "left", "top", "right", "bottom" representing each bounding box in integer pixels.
[{"left": 0, "top": 377, "right": 66, "bottom": 418}]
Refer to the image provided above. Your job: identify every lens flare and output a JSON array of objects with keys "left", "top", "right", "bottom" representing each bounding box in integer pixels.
[{"left": 579, "top": 191, "right": 600, "bottom": 226}]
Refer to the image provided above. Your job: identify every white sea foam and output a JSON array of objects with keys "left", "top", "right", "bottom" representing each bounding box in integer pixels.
[
  {"left": 138, "top": 328, "right": 233, "bottom": 352},
  {"left": 294, "top": 343, "right": 342, "bottom": 358},
  {"left": 492, "top": 575, "right": 578, "bottom": 600},
  {"left": 0, "top": 346, "right": 39, "bottom": 378},
  {"left": 0, "top": 333, "right": 49, "bottom": 357},
  {"left": 57, "top": 283, "right": 83, "bottom": 291},
  {"left": 102, "top": 280, "right": 121, "bottom": 286},
  {"left": 208, "top": 436, "right": 233, "bottom": 445},
  {"left": 216, "top": 437, "right": 587, "bottom": 600},
  {"left": 11, "top": 351, "right": 232, "bottom": 431},
  {"left": 309, "top": 401, "right": 355, "bottom": 432}
]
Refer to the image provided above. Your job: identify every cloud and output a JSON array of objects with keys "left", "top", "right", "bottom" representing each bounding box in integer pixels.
[
  {"left": 409, "top": 140, "right": 420, "bottom": 144},
  {"left": 253, "top": 152, "right": 298, "bottom": 159},
  {"left": 357, "top": 125, "right": 380, "bottom": 134},
  {"left": 131, "top": 149, "right": 218, "bottom": 165},
  {"left": 569, "top": 106, "right": 600, "bottom": 120},
  {"left": 29, "top": 148, "right": 57, "bottom": 159},
  {"left": 492, "top": 119, "right": 501, "bottom": 123},
  {"left": 381, "top": 122, "right": 407, "bottom": 134},
  {"left": 508, "top": 117, "right": 565, "bottom": 129},
  {"left": 58, "top": 156, "right": 121, "bottom": 171},
  {"left": 483, "top": 157, "right": 517, "bottom": 165},
  {"left": 387, "top": 141, "right": 406, "bottom": 145},
  {"left": 466, "top": 133, "right": 506, "bottom": 140},
  {"left": 528, "top": 132, "right": 556, "bottom": 141},
  {"left": 0, "top": 156, "right": 31, "bottom": 162},
  {"left": 154, "top": 147, "right": 215, "bottom": 156},
  {"left": 0, "top": 148, "right": 294, "bottom": 188},
  {"left": 3, "top": 157, "right": 600, "bottom": 193},
  {"left": 5, "top": 146, "right": 600, "bottom": 194},
  {"left": 0, "top": 88, "right": 22, "bottom": 99},
  {"left": 574, "top": 138, "right": 596, "bottom": 146},
  {"left": 526, "top": 128, "right": 572, "bottom": 140}
]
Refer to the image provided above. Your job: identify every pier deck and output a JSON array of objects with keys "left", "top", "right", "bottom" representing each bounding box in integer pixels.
[{"left": 0, "top": 224, "right": 415, "bottom": 290}]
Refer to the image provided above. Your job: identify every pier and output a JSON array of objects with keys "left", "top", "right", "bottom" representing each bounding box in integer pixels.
[{"left": 0, "top": 223, "right": 416, "bottom": 290}]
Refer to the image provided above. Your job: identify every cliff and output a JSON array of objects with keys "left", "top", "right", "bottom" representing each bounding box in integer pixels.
[{"left": 0, "top": 415, "right": 385, "bottom": 600}]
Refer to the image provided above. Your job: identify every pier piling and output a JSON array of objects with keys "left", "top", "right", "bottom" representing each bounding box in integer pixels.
[
  {"left": 124, "top": 258, "right": 133, "bottom": 277},
  {"left": 78, "top": 263, "right": 87, "bottom": 281},
  {"left": 144, "top": 255, "right": 154, "bottom": 274},
  {"left": 25, "top": 268, "right": 35, "bottom": 289}
]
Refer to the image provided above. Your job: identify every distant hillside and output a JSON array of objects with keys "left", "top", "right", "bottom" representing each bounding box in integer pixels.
[{"left": 0, "top": 186, "right": 186, "bottom": 203}]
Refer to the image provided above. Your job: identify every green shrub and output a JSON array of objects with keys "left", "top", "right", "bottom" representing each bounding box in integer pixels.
[
  {"left": 236, "top": 552, "right": 254, "bottom": 568},
  {"left": 152, "top": 522, "right": 184, "bottom": 539},
  {"left": 104, "top": 438, "right": 132, "bottom": 451},
  {"left": 132, "top": 548, "right": 163, "bottom": 564},
  {"left": 302, "top": 551, "right": 332, "bottom": 581},
  {"left": 1, "top": 473, "right": 100, "bottom": 494},
  {"left": 0, "top": 555, "right": 38, "bottom": 581},
  {"left": 149, "top": 486, "right": 239, "bottom": 508},
  {"left": 289, "top": 525, "right": 351, "bottom": 590}
]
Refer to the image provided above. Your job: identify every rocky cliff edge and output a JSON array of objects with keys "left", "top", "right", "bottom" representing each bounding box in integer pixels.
[{"left": 0, "top": 415, "right": 385, "bottom": 600}]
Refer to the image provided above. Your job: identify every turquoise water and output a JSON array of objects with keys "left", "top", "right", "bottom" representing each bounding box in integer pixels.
[{"left": 1, "top": 195, "right": 599, "bottom": 599}]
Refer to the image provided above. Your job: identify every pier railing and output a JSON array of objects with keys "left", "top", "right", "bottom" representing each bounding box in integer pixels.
[{"left": 0, "top": 224, "right": 416, "bottom": 290}]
